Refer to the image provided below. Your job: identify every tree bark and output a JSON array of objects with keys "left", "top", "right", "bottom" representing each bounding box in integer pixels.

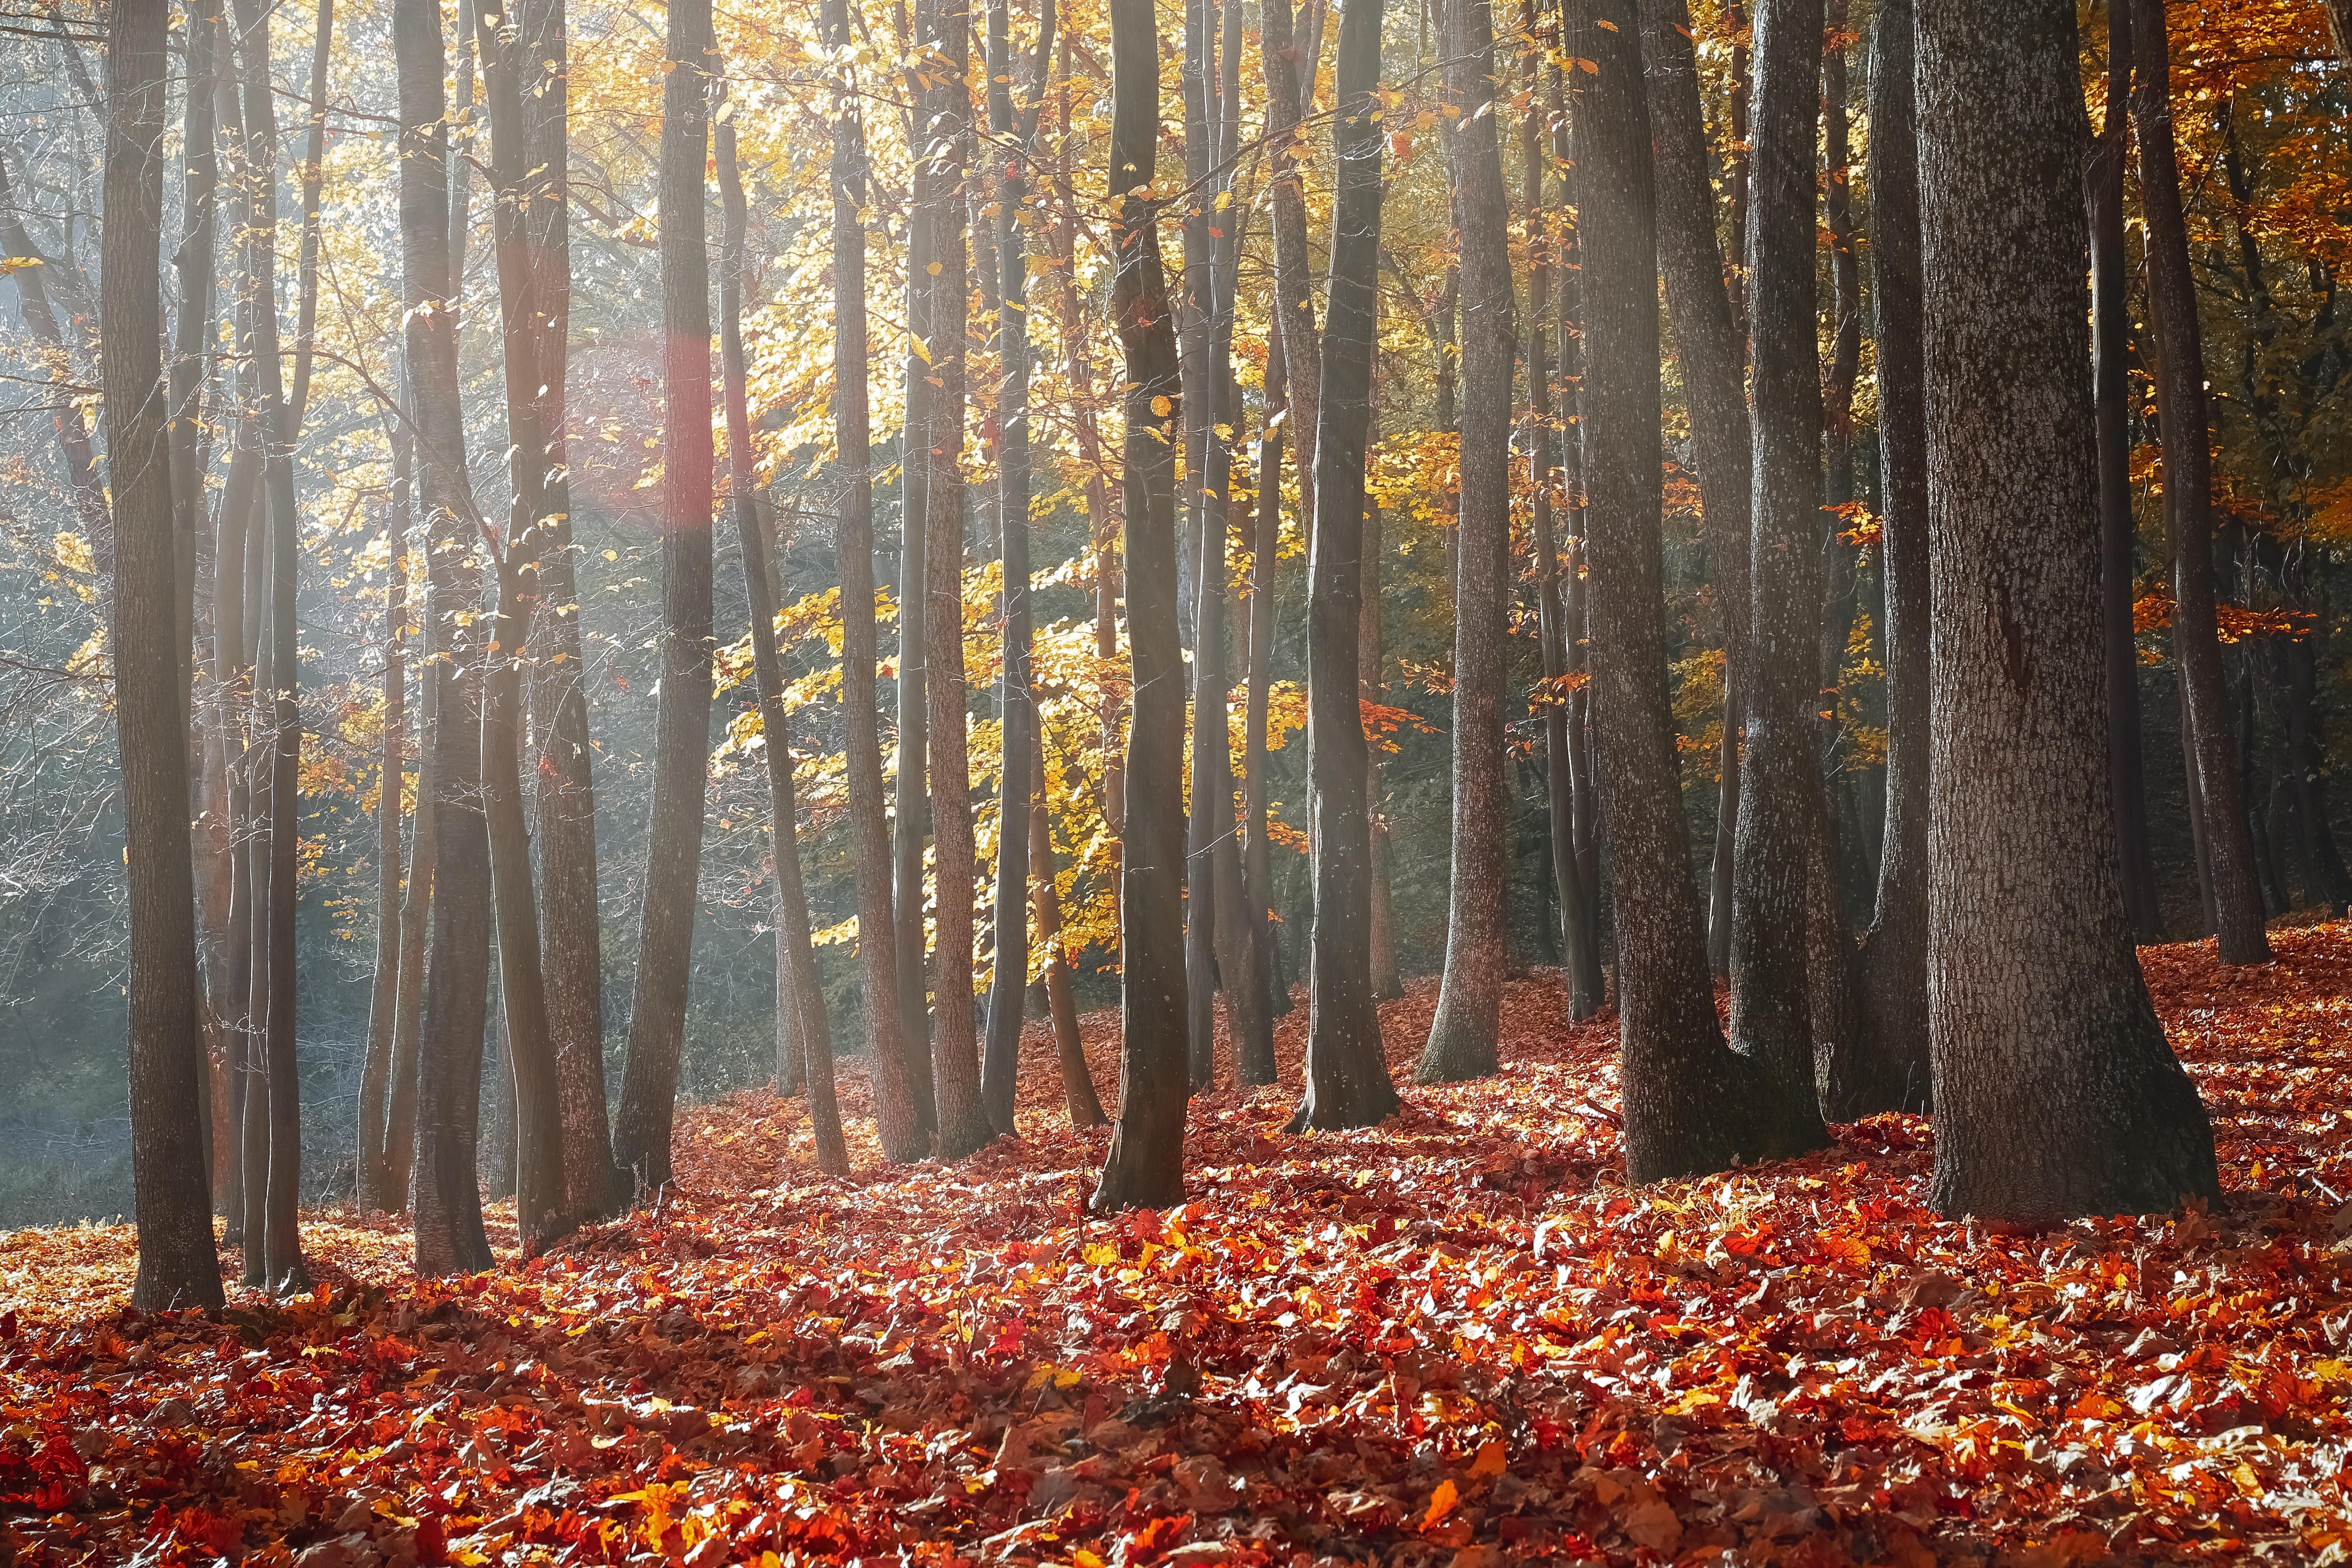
[
  {"left": 1813, "top": 0, "right": 1862, "bottom": 824},
  {"left": 1915, "top": 0, "right": 2219, "bottom": 1221},
  {"left": 1180, "top": 0, "right": 1219, "bottom": 1090},
  {"left": 1261, "top": 0, "right": 1323, "bottom": 527},
  {"left": 1829, "top": 0, "right": 1931, "bottom": 1119},
  {"left": 1292, "top": 0, "right": 1400, "bottom": 1133},
  {"left": 397, "top": 0, "right": 497, "bottom": 1276},
  {"left": 1242, "top": 328, "right": 1290, "bottom": 1044},
  {"left": 1419, "top": 0, "right": 1510, "bottom": 1081},
  {"left": 1091, "top": 0, "right": 1192, "bottom": 1209},
  {"left": 983, "top": 0, "right": 1057, "bottom": 1133},
  {"left": 1573, "top": 0, "right": 1786, "bottom": 1182},
  {"left": 1638, "top": 0, "right": 1750, "bottom": 989},
  {"left": 107, "top": 0, "right": 225, "bottom": 1311},
  {"left": 1553, "top": 91, "right": 1605, "bottom": 1006},
  {"left": 612, "top": 0, "right": 720, "bottom": 1196},
  {"left": 520, "top": 0, "right": 622, "bottom": 1220},
  {"left": 825, "top": 0, "right": 916, "bottom": 1164},
  {"left": 1360, "top": 504, "right": 1401, "bottom": 1001},
  {"left": 1725, "top": 0, "right": 1831, "bottom": 1153},
  {"left": 2129, "top": 0, "right": 2269, "bottom": 966},
  {"left": 383, "top": 597, "right": 436, "bottom": 1211},
  {"left": 2089, "top": 0, "right": 2164, "bottom": 943}
]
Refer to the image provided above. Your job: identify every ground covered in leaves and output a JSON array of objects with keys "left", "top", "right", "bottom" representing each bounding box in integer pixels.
[{"left": 8, "top": 925, "right": 2352, "bottom": 1567}]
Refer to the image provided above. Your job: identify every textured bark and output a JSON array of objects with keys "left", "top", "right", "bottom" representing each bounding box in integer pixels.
[
  {"left": 716, "top": 113, "right": 847, "bottom": 1176},
  {"left": 358, "top": 452, "right": 409, "bottom": 1214},
  {"left": 1830, "top": 0, "right": 1930, "bottom": 1120},
  {"left": 825, "top": 0, "right": 915, "bottom": 1164},
  {"left": 475, "top": 0, "right": 569, "bottom": 1252},
  {"left": 520, "top": 0, "right": 622, "bottom": 1221},
  {"left": 2089, "top": 0, "right": 2163, "bottom": 942},
  {"left": 1291, "top": 0, "right": 1400, "bottom": 1134},
  {"left": 981, "top": 0, "right": 1056, "bottom": 1135},
  {"left": 1418, "top": 0, "right": 1510, "bottom": 1082},
  {"left": 397, "top": 0, "right": 496, "bottom": 1277},
  {"left": 1915, "top": 0, "right": 2219, "bottom": 1221},
  {"left": 2129, "top": 0, "right": 2269, "bottom": 967},
  {"left": 107, "top": 0, "right": 225, "bottom": 1311},
  {"left": 922, "top": 2, "right": 990, "bottom": 1162},
  {"left": 612, "top": 0, "right": 720, "bottom": 1196},
  {"left": 1725, "top": 0, "right": 1831, "bottom": 1154},
  {"left": 1575, "top": 0, "right": 1782, "bottom": 1182},
  {"left": 1091, "top": 0, "right": 1191, "bottom": 1210},
  {"left": 229, "top": 0, "right": 311, "bottom": 1291}
]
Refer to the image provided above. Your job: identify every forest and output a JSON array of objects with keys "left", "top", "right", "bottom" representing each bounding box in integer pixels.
[{"left": 4, "top": 0, "right": 2352, "bottom": 1557}]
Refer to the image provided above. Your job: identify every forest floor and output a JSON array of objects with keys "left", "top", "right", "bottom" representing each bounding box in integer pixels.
[{"left": 7, "top": 925, "right": 2352, "bottom": 1567}]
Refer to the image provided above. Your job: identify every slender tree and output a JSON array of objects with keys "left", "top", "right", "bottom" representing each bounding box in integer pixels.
[
  {"left": 1418, "top": 0, "right": 1510, "bottom": 1082},
  {"left": 1292, "top": 0, "right": 1400, "bottom": 1133},
  {"left": 1360, "top": 503, "right": 1401, "bottom": 1000},
  {"left": 612, "top": 0, "right": 720, "bottom": 1195},
  {"left": 983, "top": 0, "right": 1059, "bottom": 1133},
  {"left": 398, "top": 0, "right": 498, "bottom": 1276},
  {"left": 358, "top": 444, "right": 410, "bottom": 1213},
  {"left": 1181, "top": 0, "right": 1221, "bottom": 1089},
  {"left": 1091, "top": 0, "right": 1191, "bottom": 1210},
  {"left": 715, "top": 103, "right": 848, "bottom": 1175},
  {"left": 826, "top": 0, "right": 918, "bottom": 1163},
  {"left": 1725, "top": 0, "right": 1830, "bottom": 1153},
  {"left": 1827, "top": 0, "right": 1930, "bottom": 1118},
  {"left": 1241, "top": 328, "right": 1291, "bottom": 1048},
  {"left": 1032, "top": 727, "right": 1107, "bottom": 1126},
  {"left": 1262, "top": 0, "right": 1323, "bottom": 525},
  {"left": 2129, "top": 0, "right": 2270, "bottom": 967},
  {"left": 1916, "top": 0, "right": 2219, "bottom": 1219},
  {"left": 1574, "top": 0, "right": 1791, "bottom": 1182},
  {"left": 105, "top": 0, "right": 224, "bottom": 1311}
]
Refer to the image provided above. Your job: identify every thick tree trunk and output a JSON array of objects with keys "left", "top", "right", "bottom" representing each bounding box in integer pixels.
[
  {"left": 518, "top": 0, "right": 621, "bottom": 1220},
  {"left": 2089, "top": 1, "right": 2164, "bottom": 943},
  {"left": 612, "top": 0, "right": 720, "bottom": 1196},
  {"left": 825, "top": 0, "right": 916, "bottom": 1163},
  {"left": 475, "top": 0, "right": 570, "bottom": 1253},
  {"left": 715, "top": 110, "right": 847, "bottom": 1176},
  {"left": 107, "top": 0, "right": 225, "bottom": 1311},
  {"left": 983, "top": 0, "right": 1057, "bottom": 1133},
  {"left": 1725, "top": 0, "right": 1831, "bottom": 1154},
  {"left": 1915, "top": 0, "right": 2219, "bottom": 1221},
  {"left": 1291, "top": 0, "right": 1400, "bottom": 1134},
  {"left": 1418, "top": 0, "right": 1510, "bottom": 1081},
  {"left": 2130, "top": 0, "right": 2269, "bottom": 966},
  {"left": 1830, "top": 0, "right": 1931, "bottom": 1119},
  {"left": 1091, "top": 0, "right": 1192, "bottom": 1209},
  {"left": 397, "top": 0, "right": 496, "bottom": 1276},
  {"left": 1574, "top": 0, "right": 1785, "bottom": 1182},
  {"left": 358, "top": 446, "right": 409, "bottom": 1213}
]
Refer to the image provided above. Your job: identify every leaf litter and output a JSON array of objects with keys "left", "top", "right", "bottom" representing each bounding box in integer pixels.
[{"left": 8, "top": 924, "right": 2352, "bottom": 1566}]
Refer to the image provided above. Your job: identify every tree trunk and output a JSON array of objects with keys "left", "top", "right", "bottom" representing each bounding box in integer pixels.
[
  {"left": 1725, "top": 0, "right": 1831, "bottom": 1154},
  {"left": 1242, "top": 328, "right": 1290, "bottom": 1043},
  {"left": 1179, "top": 0, "right": 1219, "bottom": 1090},
  {"left": 1831, "top": 0, "right": 1931, "bottom": 1119},
  {"left": 983, "top": 0, "right": 1057, "bottom": 1133},
  {"left": 612, "top": 0, "right": 720, "bottom": 1196},
  {"left": 1091, "top": 0, "right": 1192, "bottom": 1209},
  {"left": 1261, "top": 0, "right": 1322, "bottom": 527},
  {"left": 1813, "top": 0, "right": 1862, "bottom": 833},
  {"left": 1915, "top": 0, "right": 2219, "bottom": 1221},
  {"left": 383, "top": 605, "right": 437, "bottom": 1210},
  {"left": 229, "top": 0, "right": 312, "bottom": 1292},
  {"left": 2129, "top": 0, "right": 2269, "bottom": 966},
  {"left": 474, "top": 0, "right": 570, "bottom": 1253},
  {"left": 1418, "top": 0, "right": 1510, "bottom": 1081},
  {"left": 107, "top": 0, "right": 225, "bottom": 1311},
  {"left": 715, "top": 108, "right": 848, "bottom": 1176},
  {"left": 1553, "top": 92, "right": 1605, "bottom": 1006},
  {"left": 892, "top": 6, "right": 940, "bottom": 1151},
  {"left": 1360, "top": 504, "right": 1401, "bottom": 1001},
  {"left": 2089, "top": 0, "right": 2164, "bottom": 943},
  {"left": 170, "top": 3, "right": 220, "bottom": 756},
  {"left": 922, "top": 6, "right": 991, "bottom": 1162},
  {"left": 1291, "top": 0, "right": 1400, "bottom": 1134},
  {"left": 1577, "top": 0, "right": 1782, "bottom": 1181},
  {"left": 1032, "top": 728, "right": 1107, "bottom": 1125},
  {"left": 1210, "top": 483, "right": 1277, "bottom": 1076},
  {"left": 520, "top": 0, "right": 622, "bottom": 1220},
  {"left": 826, "top": 0, "right": 917, "bottom": 1164},
  {"left": 397, "top": 0, "right": 497, "bottom": 1276},
  {"left": 358, "top": 446, "right": 409, "bottom": 1214}
]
